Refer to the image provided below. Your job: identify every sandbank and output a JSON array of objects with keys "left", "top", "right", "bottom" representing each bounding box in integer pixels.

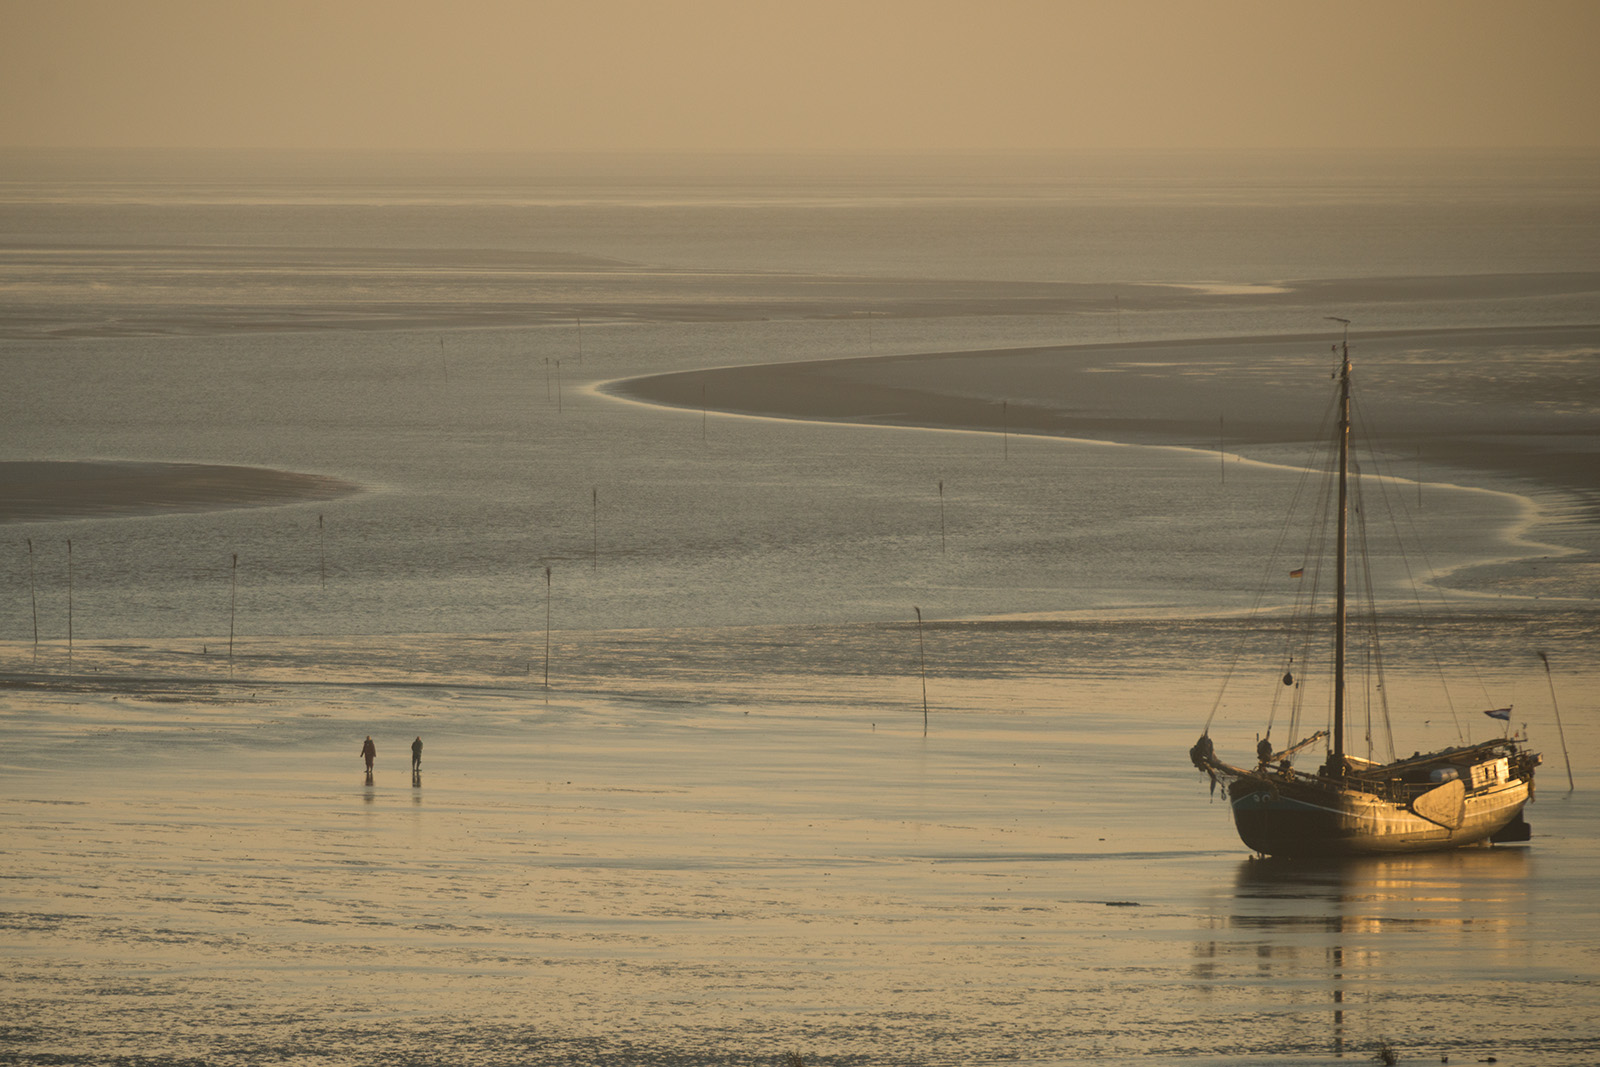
[
  {"left": 609, "top": 324, "right": 1600, "bottom": 504},
  {"left": 0, "top": 460, "right": 361, "bottom": 524}
]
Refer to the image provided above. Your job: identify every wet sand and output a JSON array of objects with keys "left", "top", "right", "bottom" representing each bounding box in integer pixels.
[
  {"left": 5, "top": 328, "right": 1598, "bottom": 1063},
  {"left": 4, "top": 627, "right": 1597, "bottom": 1067},
  {"left": 609, "top": 324, "right": 1600, "bottom": 505},
  {"left": 0, "top": 460, "right": 360, "bottom": 523}
]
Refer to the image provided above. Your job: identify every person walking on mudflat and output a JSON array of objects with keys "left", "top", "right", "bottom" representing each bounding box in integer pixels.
[
  {"left": 411, "top": 736, "right": 423, "bottom": 771},
  {"left": 360, "top": 735, "right": 376, "bottom": 771}
]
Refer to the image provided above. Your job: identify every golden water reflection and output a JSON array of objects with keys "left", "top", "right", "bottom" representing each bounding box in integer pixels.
[{"left": 1194, "top": 848, "right": 1532, "bottom": 1058}]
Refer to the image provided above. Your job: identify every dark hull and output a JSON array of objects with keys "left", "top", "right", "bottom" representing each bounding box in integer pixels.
[{"left": 1229, "top": 774, "right": 1531, "bottom": 857}]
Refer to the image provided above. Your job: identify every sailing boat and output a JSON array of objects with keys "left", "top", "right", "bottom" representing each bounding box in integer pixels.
[{"left": 1189, "top": 335, "right": 1540, "bottom": 856}]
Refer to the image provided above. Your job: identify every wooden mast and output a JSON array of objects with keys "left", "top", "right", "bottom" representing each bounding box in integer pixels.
[{"left": 1333, "top": 335, "right": 1351, "bottom": 764}]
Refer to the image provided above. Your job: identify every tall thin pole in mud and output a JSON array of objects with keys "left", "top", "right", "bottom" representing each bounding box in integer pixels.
[
  {"left": 544, "top": 566, "right": 553, "bottom": 697},
  {"left": 591, "top": 488, "right": 598, "bottom": 571},
  {"left": 555, "top": 360, "right": 563, "bottom": 413},
  {"left": 1539, "top": 651, "right": 1574, "bottom": 791},
  {"left": 938, "top": 481, "right": 946, "bottom": 555},
  {"left": 1115, "top": 295, "right": 1122, "bottom": 339},
  {"left": 544, "top": 357, "right": 552, "bottom": 402},
  {"left": 701, "top": 383, "right": 708, "bottom": 442},
  {"left": 1219, "top": 416, "right": 1226, "bottom": 484},
  {"left": 576, "top": 315, "right": 583, "bottom": 362},
  {"left": 66, "top": 539, "right": 73, "bottom": 666},
  {"left": 439, "top": 335, "right": 448, "bottom": 386},
  {"left": 27, "top": 538, "right": 38, "bottom": 656},
  {"left": 318, "top": 514, "right": 326, "bottom": 588},
  {"left": 1002, "top": 402, "right": 1009, "bottom": 460},
  {"left": 229, "top": 553, "right": 238, "bottom": 664},
  {"left": 915, "top": 606, "right": 928, "bottom": 736}
]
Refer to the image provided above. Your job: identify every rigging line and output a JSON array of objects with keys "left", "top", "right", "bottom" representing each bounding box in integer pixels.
[
  {"left": 1269, "top": 472, "right": 1323, "bottom": 738},
  {"left": 1353, "top": 398, "right": 1475, "bottom": 743},
  {"left": 1285, "top": 441, "right": 1337, "bottom": 750},
  {"left": 1286, "top": 409, "right": 1342, "bottom": 751},
  {"left": 1363, "top": 532, "right": 1400, "bottom": 761},
  {"left": 1203, "top": 379, "right": 1342, "bottom": 736},
  {"left": 1207, "top": 464, "right": 1322, "bottom": 733},
  {"left": 1354, "top": 403, "right": 1456, "bottom": 737},
  {"left": 1350, "top": 462, "right": 1373, "bottom": 760},
  {"left": 1276, "top": 383, "right": 1342, "bottom": 751},
  {"left": 1348, "top": 458, "right": 1375, "bottom": 748},
  {"left": 1349, "top": 458, "right": 1397, "bottom": 762}
]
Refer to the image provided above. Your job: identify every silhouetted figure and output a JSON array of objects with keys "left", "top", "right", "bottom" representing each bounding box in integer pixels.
[
  {"left": 411, "top": 735, "right": 423, "bottom": 771},
  {"left": 360, "top": 735, "right": 376, "bottom": 772}
]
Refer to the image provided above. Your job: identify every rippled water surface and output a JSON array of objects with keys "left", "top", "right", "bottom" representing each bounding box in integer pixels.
[{"left": 3, "top": 151, "right": 1599, "bottom": 1065}]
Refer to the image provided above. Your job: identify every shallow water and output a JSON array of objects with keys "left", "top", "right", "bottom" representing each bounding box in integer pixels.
[
  {"left": 4, "top": 639, "right": 1598, "bottom": 1066},
  {"left": 3, "top": 151, "right": 1599, "bottom": 1065}
]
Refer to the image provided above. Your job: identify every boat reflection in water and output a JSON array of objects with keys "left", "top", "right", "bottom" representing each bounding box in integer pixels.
[{"left": 1192, "top": 849, "right": 1533, "bottom": 1062}]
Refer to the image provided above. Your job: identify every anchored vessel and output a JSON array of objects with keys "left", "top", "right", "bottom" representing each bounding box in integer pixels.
[{"left": 1190, "top": 336, "right": 1539, "bottom": 856}]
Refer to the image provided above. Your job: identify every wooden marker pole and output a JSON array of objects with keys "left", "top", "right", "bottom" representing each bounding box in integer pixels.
[
  {"left": 27, "top": 538, "right": 37, "bottom": 656},
  {"left": 1539, "top": 651, "right": 1575, "bottom": 791},
  {"left": 915, "top": 606, "right": 928, "bottom": 736},
  {"left": 544, "top": 566, "right": 553, "bottom": 696},
  {"left": 66, "top": 539, "right": 73, "bottom": 664}
]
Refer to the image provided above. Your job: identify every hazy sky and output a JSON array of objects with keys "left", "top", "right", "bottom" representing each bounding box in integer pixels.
[{"left": 3, "top": 0, "right": 1598, "bottom": 154}]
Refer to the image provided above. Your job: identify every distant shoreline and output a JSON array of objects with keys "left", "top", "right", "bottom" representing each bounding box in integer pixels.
[
  {"left": 0, "top": 461, "right": 361, "bottom": 524},
  {"left": 5, "top": 266, "right": 1596, "bottom": 341}
]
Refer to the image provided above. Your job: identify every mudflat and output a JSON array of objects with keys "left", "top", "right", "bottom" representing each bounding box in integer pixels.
[
  {"left": 0, "top": 460, "right": 360, "bottom": 523},
  {"left": 609, "top": 323, "right": 1600, "bottom": 502}
]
